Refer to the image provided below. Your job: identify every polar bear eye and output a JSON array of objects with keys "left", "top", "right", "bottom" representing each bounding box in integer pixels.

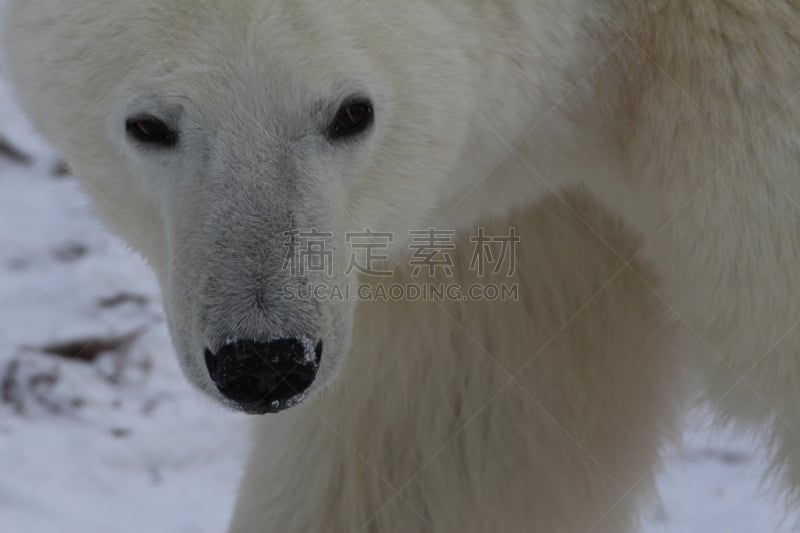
[
  {"left": 328, "top": 99, "right": 374, "bottom": 141},
  {"left": 125, "top": 115, "right": 179, "bottom": 148}
]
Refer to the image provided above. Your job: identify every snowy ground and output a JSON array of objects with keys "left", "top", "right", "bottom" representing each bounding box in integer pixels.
[{"left": 0, "top": 33, "right": 797, "bottom": 533}]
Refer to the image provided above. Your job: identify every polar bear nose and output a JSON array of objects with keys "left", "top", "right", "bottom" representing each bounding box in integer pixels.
[{"left": 204, "top": 338, "right": 322, "bottom": 414}]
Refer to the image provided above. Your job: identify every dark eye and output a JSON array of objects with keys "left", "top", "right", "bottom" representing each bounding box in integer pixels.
[
  {"left": 328, "top": 99, "right": 374, "bottom": 141},
  {"left": 125, "top": 115, "right": 179, "bottom": 148}
]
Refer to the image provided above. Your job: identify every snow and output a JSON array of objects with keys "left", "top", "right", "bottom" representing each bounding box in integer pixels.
[
  {"left": 641, "top": 415, "right": 797, "bottom": 533},
  {"left": 0, "top": 22, "right": 797, "bottom": 533},
  {"left": 0, "top": 51, "right": 248, "bottom": 532}
]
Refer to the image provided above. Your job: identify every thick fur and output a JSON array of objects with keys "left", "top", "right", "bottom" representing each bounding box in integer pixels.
[{"left": 4, "top": 1, "right": 800, "bottom": 531}]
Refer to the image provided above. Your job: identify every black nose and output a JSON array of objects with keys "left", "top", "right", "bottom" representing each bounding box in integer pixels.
[{"left": 204, "top": 338, "right": 322, "bottom": 414}]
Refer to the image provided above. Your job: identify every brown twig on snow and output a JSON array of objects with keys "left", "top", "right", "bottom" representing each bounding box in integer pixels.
[
  {"left": 1, "top": 359, "right": 22, "bottom": 412},
  {"left": 38, "top": 329, "right": 144, "bottom": 363},
  {"left": 0, "top": 136, "right": 32, "bottom": 165}
]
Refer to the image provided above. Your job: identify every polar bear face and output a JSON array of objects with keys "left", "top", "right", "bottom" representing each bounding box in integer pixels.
[{"left": 4, "top": 0, "right": 475, "bottom": 412}]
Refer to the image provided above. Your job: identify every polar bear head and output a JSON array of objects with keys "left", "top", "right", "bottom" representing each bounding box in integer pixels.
[{"left": 4, "top": 0, "right": 480, "bottom": 413}]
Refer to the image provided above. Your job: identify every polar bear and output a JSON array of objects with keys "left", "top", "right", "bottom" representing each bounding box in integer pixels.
[{"left": 5, "top": 0, "right": 800, "bottom": 531}]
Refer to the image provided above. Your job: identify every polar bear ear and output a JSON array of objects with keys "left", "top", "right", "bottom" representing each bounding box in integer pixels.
[
  {"left": 327, "top": 97, "right": 374, "bottom": 141},
  {"left": 125, "top": 115, "right": 179, "bottom": 148}
]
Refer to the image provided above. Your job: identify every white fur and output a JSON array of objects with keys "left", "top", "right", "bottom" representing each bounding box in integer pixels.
[{"left": 5, "top": 0, "right": 800, "bottom": 530}]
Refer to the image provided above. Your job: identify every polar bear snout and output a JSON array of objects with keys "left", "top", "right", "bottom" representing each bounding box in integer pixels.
[{"left": 204, "top": 337, "right": 323, "bottom": 414}]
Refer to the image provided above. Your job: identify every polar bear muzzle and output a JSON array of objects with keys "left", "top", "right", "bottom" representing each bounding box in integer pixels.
[{"left": 204, "top": 337, "right": 323, "bottom": 414}]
